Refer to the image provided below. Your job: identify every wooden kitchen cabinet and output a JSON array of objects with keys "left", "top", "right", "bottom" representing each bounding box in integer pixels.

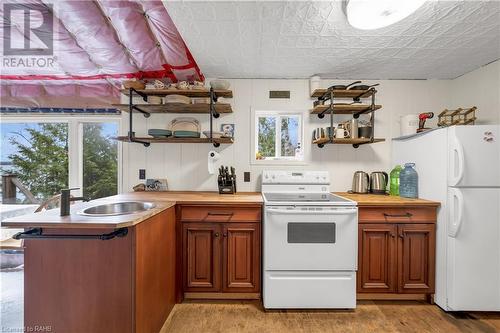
[
  {"left": 183, "top": 223, "right": 221, "bottom": 292},
  {"left": 397, "top": 224, "right": 435, "bottom": 294},
  {"left": 222, "top": 223, "right": 260, "bottom": 293},
  {"left": 357, "top": 205, "right": 437, "bottom": 300},
  {"left": 180, "top": 205, "right": 261, "bottom": 299},
  {"left": 358, "top": 224, "right": 397, "bottom": 293}
]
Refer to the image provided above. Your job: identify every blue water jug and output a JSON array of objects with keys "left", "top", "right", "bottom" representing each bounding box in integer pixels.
[{"left": 399, "top": 163, "right": 418, "bottom": 198}]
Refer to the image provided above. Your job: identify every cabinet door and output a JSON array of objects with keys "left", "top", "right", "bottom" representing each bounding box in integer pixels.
[
  {"left": 358, "top": 224, "right": 397, "bottom": 293},
  {"left": 397, "top": 224, "right": 435, "bottom": 293},
  {"left": 222, "top": 223, "right": 260, "bottom": 293},
  {"left": 183, "top": 223, "right": 221, "bottom": 292}
]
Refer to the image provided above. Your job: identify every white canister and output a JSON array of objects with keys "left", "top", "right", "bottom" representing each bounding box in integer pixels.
[
  {"left": 400, "top": 114, "right": 419, "bottom": 136},
  {"left": 309, "top": 75, "right": 321, "bottom": 96}
]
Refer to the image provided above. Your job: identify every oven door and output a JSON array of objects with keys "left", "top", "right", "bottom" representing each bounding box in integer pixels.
[{"left": 264, "top": 205, "right": 358, "bottom": 271}]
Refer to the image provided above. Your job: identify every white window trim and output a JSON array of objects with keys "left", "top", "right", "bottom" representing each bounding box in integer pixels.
[
  {"left": 0, "top": 114, "right": 123, "bottom": 197},
  {"left": 250, "top": 109, "right": 306, "bottom": 165}
]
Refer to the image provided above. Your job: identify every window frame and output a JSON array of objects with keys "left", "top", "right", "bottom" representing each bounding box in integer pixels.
[
  {"left": 251, "top": 109, "right": 305, "bottom": 165},
  {"left": 0, "top": 114, "right": 122, "bottom": 198}
]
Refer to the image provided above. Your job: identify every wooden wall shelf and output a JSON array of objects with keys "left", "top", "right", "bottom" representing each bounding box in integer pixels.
[
  {"left": 120, "top": 89, "right": 233, "bottom": 98},
  {"left": 112, "top": 103, "right": 232, "bottom": 114},
  {"left": 313, "top": 137, "right": 385, "bottom": 148},
  {"left": 311, "top": 104, "right": 382, "bottom": 115},
  {"left": 115, "top": 136, "right": 234, "bottom": 145},
  {"left": 311, "top": 89, "right": 375, "bottom": 99}
]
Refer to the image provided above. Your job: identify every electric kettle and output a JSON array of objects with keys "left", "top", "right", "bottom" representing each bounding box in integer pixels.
[
  {"left": 370, "top": 171, "right": 388, "bottom": 194},
  {"left": 352, "top": 171, "right": 369, "bottom": 194}
]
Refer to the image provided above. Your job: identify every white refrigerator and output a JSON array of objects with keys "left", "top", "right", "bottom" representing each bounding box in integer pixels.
[{"left": 392, "top": 125, "right": 500, "bottom": 311}]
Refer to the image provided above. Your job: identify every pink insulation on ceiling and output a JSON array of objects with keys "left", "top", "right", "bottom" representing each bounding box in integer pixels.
[{"left": 0, "top": 0, "right": 203, "bottom": 107}]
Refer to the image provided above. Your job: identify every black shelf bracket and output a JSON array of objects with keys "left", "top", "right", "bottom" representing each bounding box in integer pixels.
[
  {"left": 132, "top": 105, "right": 151, "bottom": 118},
  {"left": 128, "top": 88, "right": 151, "bottom": 147},
  {"left": 13, "top": 227, "right": 129, "bottom": 240}
]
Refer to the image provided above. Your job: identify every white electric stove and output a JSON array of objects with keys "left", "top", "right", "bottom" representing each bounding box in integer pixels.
[{"left": 262, "top": 170, "right": 358, "bottom": 309}]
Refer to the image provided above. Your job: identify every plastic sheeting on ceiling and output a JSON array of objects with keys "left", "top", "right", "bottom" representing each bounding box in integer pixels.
[{"left": 0, "top": 0, "right": 203, "bottom": 108}]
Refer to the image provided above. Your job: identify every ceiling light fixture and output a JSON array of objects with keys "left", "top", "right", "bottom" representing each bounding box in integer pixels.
[{"left": 345, "top": 0, "right": 427, "bottom": 30}]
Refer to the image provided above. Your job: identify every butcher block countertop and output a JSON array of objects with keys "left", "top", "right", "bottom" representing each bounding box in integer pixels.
[
  {"left": 335, "top": 192, "right": 440, "bottom": 207},
  {"left": 1, "top": 192, "right": 262, "bottom": 229}
]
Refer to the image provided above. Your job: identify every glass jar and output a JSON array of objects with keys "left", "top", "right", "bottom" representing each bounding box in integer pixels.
[{"left": 399, "top": 163, "right": 418, "bottom": 198}]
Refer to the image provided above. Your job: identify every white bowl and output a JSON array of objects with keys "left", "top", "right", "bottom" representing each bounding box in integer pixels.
[
  {"left": 202, "top": 131, "right": 225, "bottom": 138},
  {"left": 210, "top": 79, "right": 230, "bottom": 90}
]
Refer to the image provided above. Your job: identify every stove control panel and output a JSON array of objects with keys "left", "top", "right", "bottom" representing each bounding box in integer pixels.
[{"left": 262, "top": 170, "right": 330, "bottom": 185}]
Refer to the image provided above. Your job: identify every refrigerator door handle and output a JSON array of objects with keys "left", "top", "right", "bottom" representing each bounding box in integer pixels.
[
  {"left": 450, "top": 138, "right": 465, "bottom": 186},
  {"left": 448, "top": 188, "right": 464, "bottom": 238}
]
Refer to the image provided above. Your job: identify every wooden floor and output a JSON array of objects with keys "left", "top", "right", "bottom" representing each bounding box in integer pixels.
[{"left": 160, "top": 300, "right": 500, "bottom": 333}]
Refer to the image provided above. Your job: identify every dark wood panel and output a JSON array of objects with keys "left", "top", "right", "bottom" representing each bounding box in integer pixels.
[
  {"left": 179, "top": 205, "right": 261, "bottom": 223},
  {"left": 359, "top": 207, "right": 437, "bottom": 223},
  {"left": 135, "top": 207, "right": 176, "bottom": 333},
  {"left": 357, "top": 224, "right": 397, "bottom": 293},
  {"left": 397, "top": 224, "right": 436, "bottom": 294},
  {"left": 183, "top": 223, "right": 221, "bottom": 292},
  {"left": 24, "top": 228, "right": 134, "bottom": 333},
  {"left": 222, "top": 223, "right": 260, "bottom": 293}
]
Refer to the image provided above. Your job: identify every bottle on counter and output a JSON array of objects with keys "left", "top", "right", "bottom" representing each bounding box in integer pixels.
[
  {"left": 399, "top": 163, "right": 418, "bottom": 198},
  {"left": 389, "top": 165, "right": 402, "bottom": 196}
]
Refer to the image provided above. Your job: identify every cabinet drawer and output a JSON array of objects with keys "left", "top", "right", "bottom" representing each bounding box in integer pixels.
[
  {"left": 179, "top": 205, "right": 261, "bottom": 223},
  {"left": 359, "top": 207, "right": 437, "bottom": 223}
]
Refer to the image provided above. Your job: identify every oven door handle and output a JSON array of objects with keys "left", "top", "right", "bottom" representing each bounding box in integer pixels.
[{"left": 266, "top": 208, "right": 357, "bottom": 215}]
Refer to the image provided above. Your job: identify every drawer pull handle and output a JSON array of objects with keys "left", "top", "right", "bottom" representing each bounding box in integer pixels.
[
  {"left": 214, "top": 232, "right": 220, "bottom": 238},
  {"left": 204, "top": 212, "right": 234, "bottom": 222},
  {"left": 207, "top": 212, "right": 234, "bottom": 216},
  {"left": 383, "top": 212, "right": 413, "bottom": 218}
]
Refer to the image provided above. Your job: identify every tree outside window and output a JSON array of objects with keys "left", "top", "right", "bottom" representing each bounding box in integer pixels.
[{"left": 254, "top": 111, "right": 303, "bottom": 162}]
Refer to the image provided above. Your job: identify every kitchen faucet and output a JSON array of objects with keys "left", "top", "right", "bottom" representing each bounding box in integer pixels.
[{"left": 60, "top": 188, "right": 89, "bottom": 216}]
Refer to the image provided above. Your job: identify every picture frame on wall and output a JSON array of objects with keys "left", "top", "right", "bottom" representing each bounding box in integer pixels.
[{"left": 221, "top": 123, "right": 235, "bottom": 138}]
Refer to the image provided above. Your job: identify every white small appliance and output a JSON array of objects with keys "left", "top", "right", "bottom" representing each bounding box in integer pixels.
[
  {"left": 262, "top": 170, "right": 358, "bottom": 309},
  {"left": 392, "top": 125, "right": 500, "bottom": 311},
  {"left": 400, "top": 114, "right": 419, "bottom": 136},
  {"left": 207, "top": 150, "right": 220, "bottom": 174}
]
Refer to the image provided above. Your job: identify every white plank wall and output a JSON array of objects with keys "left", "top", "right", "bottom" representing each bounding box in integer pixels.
[{"left": 119, "top": 61, "right": 499, "bottom": 193}]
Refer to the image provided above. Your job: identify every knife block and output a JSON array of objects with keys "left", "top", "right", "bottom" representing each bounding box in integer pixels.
[{"left": 218, "top": 177, "right": 236, "bottom": 194}]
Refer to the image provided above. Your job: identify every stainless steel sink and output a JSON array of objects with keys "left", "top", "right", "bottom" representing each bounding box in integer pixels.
[{"left": 77, "top": 202, "right": 156, "bottom": 216}]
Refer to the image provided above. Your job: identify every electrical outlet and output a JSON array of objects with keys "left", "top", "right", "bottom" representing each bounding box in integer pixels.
[
  {"left": 139, "top": 169, "right": 146, "bottom": 180},
  {"left": 244, "top": 172, "right": 250, "bottom": 182}
]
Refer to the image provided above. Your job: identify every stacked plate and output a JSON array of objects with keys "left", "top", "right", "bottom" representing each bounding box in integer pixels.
[{"left": 148, "top": 129, "right": 172, "bottom": 138}]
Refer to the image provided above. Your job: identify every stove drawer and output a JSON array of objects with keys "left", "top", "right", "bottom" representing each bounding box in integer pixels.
[
  {"left": 359, "top": 207, "right": 437, "bottom": 223},
  {"left": 179, "top": 205, "right": 261, "bottom": 223},
  {"left": 263, "top": 271, "right": 356, "bottom": 309}
]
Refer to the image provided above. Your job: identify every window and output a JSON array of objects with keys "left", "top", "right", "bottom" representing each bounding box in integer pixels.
[
  {"left": 0, "top": 117, "right": 120, "bottom": 204},
  {"left": 253, "top": 111, "right": 303, "bottom": 163}
]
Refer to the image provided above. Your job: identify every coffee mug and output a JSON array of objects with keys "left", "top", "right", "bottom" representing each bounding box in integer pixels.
[
  {"left": 325, "top": 126, "right": 335, "bottom": 138},
  {"left": 313, "top": 128, "right": 326, "bottom": 141},
  {"left": 335, "top": 127, "right": 349, "bottom": 139},
  {"left": 359, "top": 126, "right": 372, "bottom": 138}
]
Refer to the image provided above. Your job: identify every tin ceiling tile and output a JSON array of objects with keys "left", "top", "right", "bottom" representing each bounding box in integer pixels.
[{"left": 166, "top": 0, "right": 500, "bottom": 79}]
